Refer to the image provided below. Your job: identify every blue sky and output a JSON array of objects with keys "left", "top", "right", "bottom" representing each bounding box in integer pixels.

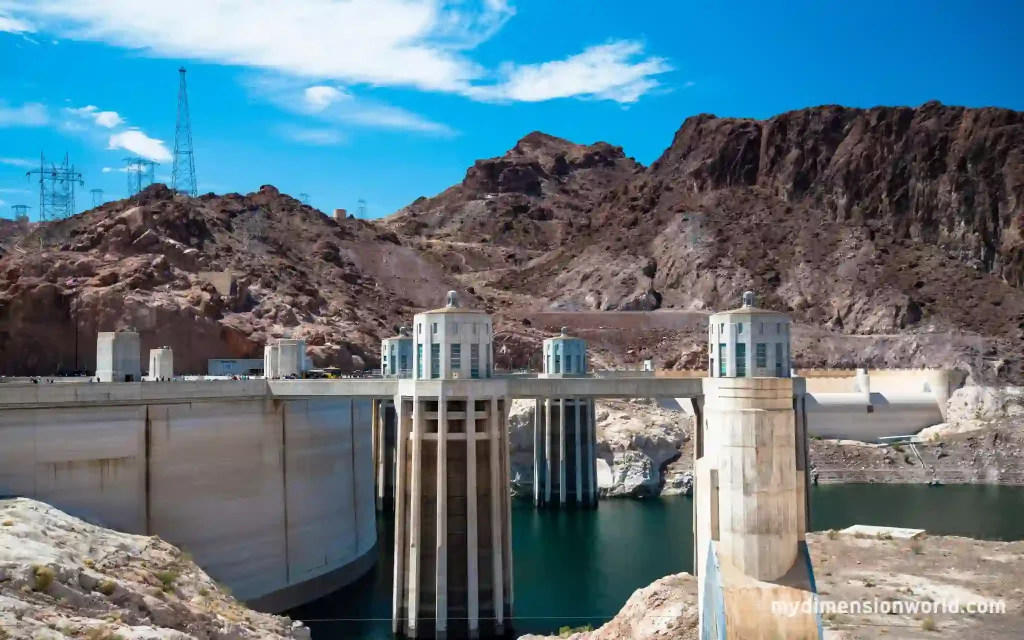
[{"left": 1, "top": 0, "right": 1022, "bottom": 220}]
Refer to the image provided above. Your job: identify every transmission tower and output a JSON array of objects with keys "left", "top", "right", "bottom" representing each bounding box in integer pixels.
[
  {"left": 171, "top": 67, "right": 198, "bottom": 197},
  {"left": 90, "top": 188, "right": 105, "bottom": 208},
  {"left": 124, "top": 157, "right": 158, "bottom": 196},
  {"left": 25, "top": 153, "right": 84, "bottom": 222},
  {"left": 298, "top": 193, "right": 310, "bottom": 205},
  {"left": 11, "top": 205, "right": 30, "bottom": 227},
  {"left": 357, "top": 198, "right": 367, "bottom": 218}
]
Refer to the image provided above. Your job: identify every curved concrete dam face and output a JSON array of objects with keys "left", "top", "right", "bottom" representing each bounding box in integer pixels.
[{"left": 0, "top": 396, "right": 378, "bottom": 612}]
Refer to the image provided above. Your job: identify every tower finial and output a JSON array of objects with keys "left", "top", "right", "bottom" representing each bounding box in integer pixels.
[
  {"left": 560, "top": 326, "right": 569, "bottom": 337},
  {"left": 742, "top": 291, "right": 755, "bottom": 308},
  {"left": 445, "top": 290, "right": 459, "bottom": 308}
]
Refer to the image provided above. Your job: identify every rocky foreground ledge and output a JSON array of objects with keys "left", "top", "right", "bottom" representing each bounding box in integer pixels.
[
  {"left": 0, "top": 498, "right": 309, "bottom": 640},
  {"left": 520, "top": 532, "right": 1024, "bottom": 640}
]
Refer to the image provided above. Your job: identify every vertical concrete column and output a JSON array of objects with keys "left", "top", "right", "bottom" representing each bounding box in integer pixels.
[
  {"left": 587, "top": 399, "right": 597, "bottom": 505},
  {"left": 392, "top": 396, "right": 409, "bottom": 634},
  {"left": 372, "top": 400, "right": 381, "bottom": 508},
  {"left": 574, "top": 399, "right": 582, "bottom": 502},
  {"left": 435, "top": 398, "right": 448, "bottom": 635},
  {"left": 544, "top": 399, "right": 553, "bottom": 505},
  {"left": 501, "top": 399, "right": 514, "bottom": 612},
  {"left": 466, "top": 394, "right": 479, "bottom": 636},
  {"left": 489, "top": 396, "right": 504, "bottom": 630},
  {"left": 533, "top": 398, "right": 542, "bottom": 506},
  {"left": 558, "top": 398, "right": 566, "bottom": 505},
  {"left": 407, "top": 396, "right": 424, "bottom": 635}
]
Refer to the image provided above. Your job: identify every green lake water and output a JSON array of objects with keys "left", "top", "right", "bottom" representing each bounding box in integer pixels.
[{"left": 291, "top": 485, "right": 1024, "bottom": 639}]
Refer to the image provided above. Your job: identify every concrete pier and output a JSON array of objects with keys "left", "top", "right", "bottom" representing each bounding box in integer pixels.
[
  {"left": 391, "top": 292, "right": 514, "bottom": 639},
  {"left": 695, "top": 293, "right": 820, "bottom": 639},
  {"left": 375, "top": 398, "right": 398, "bottom": 510},
  {"left": 533, "top": 398, "right": 597, "bottom": 507}
]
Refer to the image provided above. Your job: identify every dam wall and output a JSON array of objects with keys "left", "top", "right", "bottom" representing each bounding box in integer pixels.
[{"left": 0, "top": 392, "right": 377, "bottom": 612}]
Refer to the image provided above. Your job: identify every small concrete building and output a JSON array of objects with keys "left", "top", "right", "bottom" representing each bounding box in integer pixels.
[
  {"left": 708, "top": 290, "right": 791, "bottom": 378},
  {"left": 263, "top": 339, "right": 307, "bottom": 379},
  {"left": 96, "top": 330, "right": 141, "bottom": 382},
  {"left": 413, "top": 290, "right": 492, "bottom": 380},
  {"left": 392, "top": 291, "right": 513, "bottom": 639},
  {"left": 148, "top": 347, "right": 174, "bottom": 380},
  {"left": 533, "top": 328, "right": 597, "bottom": 508},
  {"left": 382, "top": 327, "right": 414, "bottom": 378}
]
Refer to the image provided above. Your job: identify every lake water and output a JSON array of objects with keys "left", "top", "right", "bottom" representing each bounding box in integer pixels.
[{"left": 290, "top": 485, "right": 1024, "bottom": 639}]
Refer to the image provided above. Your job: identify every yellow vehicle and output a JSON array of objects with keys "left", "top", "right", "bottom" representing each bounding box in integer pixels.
[{"left": 323, "top": 367, "right": 343, "bottom": 379}]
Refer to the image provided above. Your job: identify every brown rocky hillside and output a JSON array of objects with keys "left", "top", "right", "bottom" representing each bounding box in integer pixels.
[{"left": 0, "top": 101, "right": 1021, "bottom": 380}]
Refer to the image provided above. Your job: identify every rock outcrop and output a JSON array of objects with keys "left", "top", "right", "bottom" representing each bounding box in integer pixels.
[{"left": 0, "top": 498, "right": 309, "bottom": 640}]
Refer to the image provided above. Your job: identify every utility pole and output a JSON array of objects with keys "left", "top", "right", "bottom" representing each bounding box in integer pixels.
[
  {"left": 299, "top": 193, "right": 310, "bottom": 205},
  {"left": 357, "top": 198, "right": 367, "bottom": 218},
  {"left": 171, "top": 67, "right": 198, "bottom": 197}
]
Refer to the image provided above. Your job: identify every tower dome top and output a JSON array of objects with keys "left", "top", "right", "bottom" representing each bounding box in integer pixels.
[
  {"left": 742, "top": 291, "right": 756, "bottom": 308},
  {"left": 445, "top": 290, "right": 459, "bottom": 308}
]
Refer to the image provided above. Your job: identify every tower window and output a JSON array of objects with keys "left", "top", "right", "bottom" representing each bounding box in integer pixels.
[
  {"left": 775, "top": 343, "right": 783, "bottom": 377},
  {"left": 432, "top": 322, "right": 437, "bottom": 334},
  {"left": 577, "top": 354, "right": 583, "bottom": 373},
  {"left": 417, "top": 344, "right": 423, "bottom": 378},
  {"left": 471, "top": 343, "right": 480, "bottom": 378},
  {"left": 756, "top": 343, "right": 767, "bottom": 368},
  {"left": 453, "top": 322, "right": 459, "bottom": 334},
  {"left": 736, "top": 343, "right": 746, "bottom": 377},
  {"left": 718, "top": 343, "right": 726, "bottom": 377},
  {"left": 554, "top": 355, "right": 561, "bottom": 374},
  {"left": 450, "top": 343, "right": 461, "bottom": 371},
  {"left": 738, "top": 323, "right": 743, "bottom": 334},
  {"left": 430, "top": 344, "right": 440, "bottom": 378}
]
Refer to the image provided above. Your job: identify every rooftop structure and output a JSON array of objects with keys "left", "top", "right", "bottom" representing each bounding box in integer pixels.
[
  {"left": 413, "top": 290, "right": 492, "bottom": 380},
  {"left": 708, "top": 291, "right": 791, "bottom": 378},
  {"left": 96, "top": 330, "right": 141, "bottom": 383}
]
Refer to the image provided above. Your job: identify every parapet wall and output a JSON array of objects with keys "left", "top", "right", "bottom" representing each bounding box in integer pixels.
[{"left": 0, "top": 395, "right": 377, "bottom": 612}]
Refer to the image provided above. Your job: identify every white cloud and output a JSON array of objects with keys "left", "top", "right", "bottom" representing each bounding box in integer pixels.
[
  {"left": 0, "top": 11, "right": 31, "bottom": 32},
  {"left": 0, "top": 1, "right": 669, "bottom": 105},
  {"left": 0, "top": 101, "right": 48, "bottom": 127},
  {"left": 0, "top": 157, "right": 36, "bottom": 168},
  {"left": 249, "top": 75, "right": 455, "bottom": 135},
  {"left": 0, "top": 199, "right": 6, "bottom": 207},
  {"left": 107, "top": 129, "right": 173, "bottom": 163},
  {"left": 303, "top": 86, "right": 345, "bottom": 112},
  {"left": 467, "top": 41, "right": 672, "bottom": 103},
  {"left": 64, "top": 105, "right": 125, "bottom": 128},
  {"left": 0, "top": 187, "right": 31, "bottom": 194},
  {"left": 101, "top": 166, "right": 131, "bottom": 173},
  {"left": 278, "top": 125, "right": 346, "bottom": 146}
]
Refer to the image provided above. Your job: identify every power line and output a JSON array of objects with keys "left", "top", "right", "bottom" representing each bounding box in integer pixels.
[
  {"left": 171, "top": 66, "right": 198, "bottom": 197},
  {"left": 90, "top": 188, "right": 105, "bottom": 208},
  {"left": 299, "top": 192, "right": 310, "bottom": 205},
  {"left": 357, "top": 198, "right": 367, "bottom": 218}
]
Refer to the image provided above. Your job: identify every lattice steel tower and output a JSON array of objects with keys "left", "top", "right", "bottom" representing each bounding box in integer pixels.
[
  {"left": 25, "top": 153, "right": 84, "bottom": 221},
  {"left": 90, "top": 188, "right": 105, "bottom": 208},
  {"left": 171, "top": 67, "right": 198, "bottom": 197},
  {"left": 124, "top": 157, "right": 158, "bottom": 196}
]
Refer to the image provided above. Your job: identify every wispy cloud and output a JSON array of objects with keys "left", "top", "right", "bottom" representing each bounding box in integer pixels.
[
  {"left": 276, "top": 125, "right": 346, "bottom": 146},
  {"left": 108, "top": 130, "right": 173, "bottom": 163},
  {"left": 1, "top": 1, "right": 671, "bottom": 105},
  {"left": 0, "top": 101, "right": 48, "bottom": 127},
  {"left": 466, "top": 41, "right": 672, "bottom": 104},
  {"left": 0, "top": 11, "right": 31, "bottom": 33},
  {"left": 64, "top": 105, "right": 124, "bottom": 128},
  {"left": 101, "top": 166, "right": 131, "bottom": 173},
  {"left": 0, "top": 187, "right": 31, "bottom": 194},
  {"left": 0, "top": 157, "right": 36, "bottom": 168},
  {"left": 248, "top": 75, "right": 456, "bottom": 135}
]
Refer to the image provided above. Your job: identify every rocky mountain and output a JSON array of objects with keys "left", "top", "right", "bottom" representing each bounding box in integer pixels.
[
  {"left": 391, "top": 102, "right": 1024, "bottom": 381},
  {"left": 0, "top": 101, "right": 1021, "bottom": 379},
  {"left": 0, "top": 184, "right": 457, "bottom": 375}
]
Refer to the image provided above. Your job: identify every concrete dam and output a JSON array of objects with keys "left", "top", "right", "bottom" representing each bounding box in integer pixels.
[{"left": 0, "top": 381, "right": 378, "bottom": 612}]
